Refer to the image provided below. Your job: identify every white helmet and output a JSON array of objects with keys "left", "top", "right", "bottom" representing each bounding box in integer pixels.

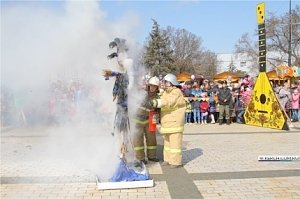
[
  {"left": 164, "top": 73, "right": 179, "bottom": 86},
  {"left": 148, "top": 76, "right": 160, "bottom": 86}
]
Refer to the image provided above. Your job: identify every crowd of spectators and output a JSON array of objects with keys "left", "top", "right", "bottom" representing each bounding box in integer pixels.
[
  {"left": 1, "top": 74, "right": 300, "bottom": 128},
  {"left": 176, "top": 74, "right": 300, "bottom": 125},
  {"left": 1, "top": 79, "right": 106, "bottom": 127}
]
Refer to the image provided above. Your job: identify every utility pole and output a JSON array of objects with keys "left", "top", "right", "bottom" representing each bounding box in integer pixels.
[{"left": 288, "top": 0, "right": 292, "bottom": 67}]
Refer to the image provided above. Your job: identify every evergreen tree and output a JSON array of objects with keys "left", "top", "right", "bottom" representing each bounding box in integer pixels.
[{"left": 143, "top": 19, "right": 174, "bottom": 76}]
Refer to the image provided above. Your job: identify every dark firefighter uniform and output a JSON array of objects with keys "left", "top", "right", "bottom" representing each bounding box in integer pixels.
[{"left": 133, "top": 78, "right": 160, "bottom": 163}]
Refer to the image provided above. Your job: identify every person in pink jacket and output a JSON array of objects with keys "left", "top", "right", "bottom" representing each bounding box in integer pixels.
[{"left": 291, "top": 89, "right": 300, "bottom": 122}]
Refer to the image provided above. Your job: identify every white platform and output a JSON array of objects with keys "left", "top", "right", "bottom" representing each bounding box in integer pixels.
[{"left": 96, "top": 177, "right": 154, "bottom": 190}]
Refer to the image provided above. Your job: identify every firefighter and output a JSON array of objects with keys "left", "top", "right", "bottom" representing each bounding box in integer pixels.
[
  {"left": 134, "top": 76, "right": 160, "bottom": 166},
  {"left": 149, "top": 74, "right": 186, "bottom": 168}
]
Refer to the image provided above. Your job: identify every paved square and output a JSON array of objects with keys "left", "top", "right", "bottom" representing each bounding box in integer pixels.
[{"left": 1, "top": 123, "right": 300, "bottom": 198}]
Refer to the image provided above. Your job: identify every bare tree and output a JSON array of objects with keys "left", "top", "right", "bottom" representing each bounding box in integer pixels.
[
  {"left": 235, "top": 5, "right": 300, "bottom": 72},
  {"left": 164, "top": 26, "right": 219, "bottom": 77},
  {"left": 193, "top": 50, "right": 219, "bottom": 79},
  {"left": 165, "top": 26, "right": 202, "bottom": 74},
  {"left": 267, "top": 6, "right": 300, "bottom": 66},
  {"left": 234, "top": 33, "right": 259, "bottom": 72}
]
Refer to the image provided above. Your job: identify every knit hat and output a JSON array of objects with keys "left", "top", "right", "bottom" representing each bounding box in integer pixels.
[{"left": 200, "top": 92, "right": 206, "bottom": 98}]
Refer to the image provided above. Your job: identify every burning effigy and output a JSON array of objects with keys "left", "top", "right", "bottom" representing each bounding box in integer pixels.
[{"left": 98, "top": 38, "right": 153, "bottom": 189}]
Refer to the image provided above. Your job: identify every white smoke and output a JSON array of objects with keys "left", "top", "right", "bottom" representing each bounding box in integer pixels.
[{"left": 1, "top": 1, "right": 145, "bottom": 181}]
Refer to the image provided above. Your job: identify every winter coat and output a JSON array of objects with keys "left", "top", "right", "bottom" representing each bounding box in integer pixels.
[
  {"left": 158, "top": 87, "right": 186, "bottom": 134},
  {"left": 292, "top": 93, "right": 300, "bottom": 109},
  {"left": 234, "top": 95, "right": 244, "bottom": 111},
  {"left": 217, "top": 87, "right": 232, "bottom": 105},
  {"left": 191, "top": 89, "right": 202, "bottom": 97},
  {"left": 211, "top": 86, "right": 219, "bottom": 95},
  {"left": 241, "top": 90, "right": 252, "bottom": 108},
  {"left": 185, "top": 101, "right": 192, "bottom": 113},
  {"left": 200, "top": 100, "right": 209, "bottom": 113},
  {"left": 278, "top": 87, "right": 291, "bottom": 109},
  {"left": 184, "top": 88, "right": 192, "bottom": 97},
  {"left": 189, "top": 99, "right": 195, "bottom": 109},
  {"left": 193, "top": 100, "right": 200, "bottom": 110},
  {"left": 208, "top": 96, "right": 216, "bottom": 113}
]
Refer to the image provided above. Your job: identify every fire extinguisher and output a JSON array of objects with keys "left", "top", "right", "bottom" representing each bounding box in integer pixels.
[{"left": 148, "top": 111, "right": 158, "bottom": 132}]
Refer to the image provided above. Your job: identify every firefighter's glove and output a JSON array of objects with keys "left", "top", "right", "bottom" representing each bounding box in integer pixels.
[{"left": 103, "top": 70, "right": 118, "bottom": 77}]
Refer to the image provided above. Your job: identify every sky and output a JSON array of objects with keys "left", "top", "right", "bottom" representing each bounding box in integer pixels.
[
  {"left": 99, "top": 0, "right": 298, "bottom": 53},
  {"left": 2, "top": 0, "right": 298, "bottom": 54}
]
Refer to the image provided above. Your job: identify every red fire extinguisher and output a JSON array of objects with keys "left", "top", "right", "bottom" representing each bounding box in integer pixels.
[{"left": 148, "top": 111, "right": 158, "bottom": 132}]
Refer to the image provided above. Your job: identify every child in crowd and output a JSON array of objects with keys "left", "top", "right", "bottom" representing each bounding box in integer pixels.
[
  {"left": 184, "top": 82, "right": 193, "bottom": 97},
  {"left": 193, "top": 96, "right": 201, "bottom": 124},
  {"left": 191, "top": 85, "right": 202, "bottom": 98},
  {"left": 208, "top": 92, "right": 217, "bottom": 124},
  {"left": 200, "top": 92, "right": 209, "bottom": 124},
  {"left": 242, "top": 75, "right": 253, "bottom": 89},
  {"left": 291, "top": 89, "right": 300, "bottom": 122},
  {"left": 185, "top": 97, "right": 192, "bottom": 124}
]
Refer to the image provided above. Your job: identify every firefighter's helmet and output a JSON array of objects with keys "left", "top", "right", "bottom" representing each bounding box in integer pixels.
[
  {"left": 164, "top": 73, "right": 179, "bottom": 86},
  {"left": 148, "top": 76, "right": 160, "bottom": 86}
]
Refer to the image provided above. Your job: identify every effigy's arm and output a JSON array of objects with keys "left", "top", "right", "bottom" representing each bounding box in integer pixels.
[
  {"left": 102, "top": 69, "right": 121, "bottom": 101},
  {"left": 103, "top": 69, "right": 120, "bottom": 78}
]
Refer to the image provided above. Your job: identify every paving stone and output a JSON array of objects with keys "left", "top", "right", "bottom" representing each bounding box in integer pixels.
[{"left": 2, "top": 124, "right": 300, "bottom": 198}]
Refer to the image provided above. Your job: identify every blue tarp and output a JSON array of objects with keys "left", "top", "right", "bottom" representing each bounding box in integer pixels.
[{"left": 111, "top": 159, "right": 150, "bottom": 182}]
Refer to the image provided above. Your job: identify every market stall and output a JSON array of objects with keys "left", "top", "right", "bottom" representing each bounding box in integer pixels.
[
  {"left": 176, "top": 72, "right": 191, "bottom": 82},
  {"left": 213, "top": 71, "right": 243, "bottom": 82}
]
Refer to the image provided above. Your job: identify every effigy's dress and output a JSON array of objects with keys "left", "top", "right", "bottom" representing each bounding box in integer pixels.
[{"left": 113, "top": 72, "right": 129, "bottom": 133}]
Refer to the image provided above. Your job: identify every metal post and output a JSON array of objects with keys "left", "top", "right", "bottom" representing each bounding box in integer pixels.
[{"left": 288, "top": 0, "right": 292, "bottom": 67}]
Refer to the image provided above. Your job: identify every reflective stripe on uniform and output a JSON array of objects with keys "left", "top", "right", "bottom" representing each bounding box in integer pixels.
[
  {"left": 170, "top": 148, "right": 182, "bottom": 154},
  {"left": 160, "top": 126, "right": 184, "bottom": 133},
  {"left": 161, "top": 105, "right": 185, "bottom": 112},
  {"left": 164, "top": 146, "right": 170, "bottom": 151},
  {"left": 164, "top": 146, "right": 181, "bottom": 154},
  {"left": 147, "top": 145, "right": 156, "bottom": 150},
  {"left": 134, "top": 146, "right": 144, "bottom": 151},
  {"left": 133, "top": 119, "right": 148, "bottom": 125},
  {"left": 139, "top": 107, "right": 150, "bottom": 112}
]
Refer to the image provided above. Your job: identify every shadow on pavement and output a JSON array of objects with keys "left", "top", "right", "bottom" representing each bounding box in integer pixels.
[
  {"left": 182, "top": 148, "right": 203, "bottom": 164},
  {"left": 156, "top": 138, "right": 203, "bottom": 164},
  {"left": 156, "top": 144, "right": 164, "bottom": 161}
]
